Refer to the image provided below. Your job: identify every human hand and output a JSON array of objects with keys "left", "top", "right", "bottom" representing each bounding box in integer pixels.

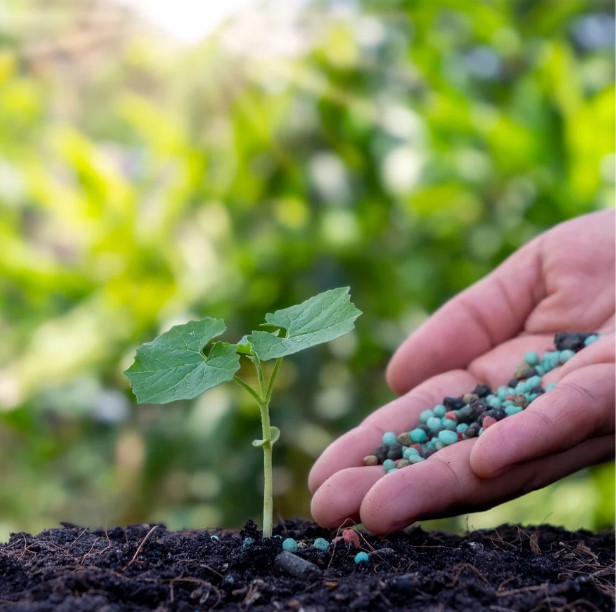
[{"left": 309, "top": 210, "right": 615, "bottom": 534}]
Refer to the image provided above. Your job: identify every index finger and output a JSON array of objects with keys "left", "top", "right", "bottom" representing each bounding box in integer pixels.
[
  {"left": 386, "top": 239, "right": 543, "bottom": 394},
  {"left": 387, "top": 210, "right": 615, "bottom": 395}
]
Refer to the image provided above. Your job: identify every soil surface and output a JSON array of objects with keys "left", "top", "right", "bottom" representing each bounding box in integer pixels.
[{"left": 0, "top": 519, "right": 613, "bottom": 611}]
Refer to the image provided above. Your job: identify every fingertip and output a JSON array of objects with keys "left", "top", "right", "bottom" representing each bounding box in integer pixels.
[
  {"left": 360, "top": 508, "right": 411, "bottom": 535},
  {"left": 310, "top": 498, "right": 360, "bottom": 529},
  {"left": 310, "top": 467, "right": 383, "bottom": 529},
  {"left": 307, "top": 464, "right": 322, "bottom": 495},
  {"left": 385, "top": 352, "right": 409, "bottom": 395},
  {"left": 307, "top": 427, "right": 372, "bottom": 494},
  {"left": 308, "top": 450, "right": 334, "bottom": 494},
  {"left": 359, "top": 470, "right": 417, "bottom": 535}
]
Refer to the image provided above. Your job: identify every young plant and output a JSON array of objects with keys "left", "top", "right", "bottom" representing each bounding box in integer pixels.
[{"left": 124, "top": 287, "right": 361, "bottom": 537}]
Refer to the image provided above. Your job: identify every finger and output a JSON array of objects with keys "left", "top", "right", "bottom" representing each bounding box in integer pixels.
[
  {"left": 358, "top": 433, "right": 613, "bottom": 534},
  {"left": 308, "top": 370, "right": 476, "bottom": 494},
  {"left": 387, "top": 210, "right": 615, "bottom": 395},
  {"left": 386, "top": 239, "right": 544, "bottom": 394},
  {"left": 310, "top": 466, "right": 383, "bottom": 528},
  {"left": 471, "top": 362, "right": 615, "bottom": 479},
  {"left": 541, "top": 333, "right": 615, "bottom": 385},
  {"left": 525, "top": 212, "right": 615, "bottom": 333}
]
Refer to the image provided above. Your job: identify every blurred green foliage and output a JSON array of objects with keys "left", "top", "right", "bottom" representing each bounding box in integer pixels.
[{"left": 0, "top": 0, "right": 613, "bottom": 540}]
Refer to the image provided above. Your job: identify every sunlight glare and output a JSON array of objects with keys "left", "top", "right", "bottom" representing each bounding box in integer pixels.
[{"left": 117, "top": 0, "right": 260, "bottom": 43}]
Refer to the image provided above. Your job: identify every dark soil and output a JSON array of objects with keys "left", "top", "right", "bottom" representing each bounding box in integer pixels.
[{"left": 0, "top": 519, "right": 613, "bottom": 611}]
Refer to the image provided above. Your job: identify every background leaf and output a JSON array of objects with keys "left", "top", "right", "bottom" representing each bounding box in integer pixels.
[
  {"left": 125, "top": 319, "right": 240, "bottom": 404},
  {"left": 248, "top": 287, "right": 362, "bottom": 361}
]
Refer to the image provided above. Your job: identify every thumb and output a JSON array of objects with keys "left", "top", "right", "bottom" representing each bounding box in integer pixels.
[{"left": 470, "top": 362, "right": 615, "bottom": 479}]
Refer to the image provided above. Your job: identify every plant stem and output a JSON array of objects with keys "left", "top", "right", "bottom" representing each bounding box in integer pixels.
[
  {"left": 233, "top": 376, "right": 262, "bottom": 406},
  {"left": 264, "top": 358, "right": 282, "bottom": 404},
  {"left": 255, "top": 355, "right": 266, "bottom": 399},
  {"left": 254, "top": 358, "right": 274, "bottom": 538},
  {"left": 234, "top": 357, "right": 283, "bottom": 539},
  {"left": 257, "top": 399, "right": 274, "bottom": 538}
]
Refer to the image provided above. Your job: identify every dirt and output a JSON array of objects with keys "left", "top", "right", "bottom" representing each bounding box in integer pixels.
[{"left": 0, "top": 519, "right": 613, "bottom": 611}]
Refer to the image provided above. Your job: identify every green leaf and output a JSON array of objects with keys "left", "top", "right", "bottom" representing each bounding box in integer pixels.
[
  {"left": 247, "top": 287, "right": 361, "bottom": 361},
  {"left": 235, "top": 336, "right": 254, "bottom": 356},
  {"left": 124, "top": 318, "right": 240, "bottom": 404},
  {"left": 252, "top": 426, "right": 281, "bottom": 447}
]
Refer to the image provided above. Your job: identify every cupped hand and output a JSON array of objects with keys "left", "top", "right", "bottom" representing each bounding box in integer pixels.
[{"left": 309, "top": 210, "right": 615, "bottom": 534}]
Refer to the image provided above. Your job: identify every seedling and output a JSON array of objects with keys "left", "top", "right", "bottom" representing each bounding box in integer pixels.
[{"left": 124, "top": 287, "right": 361, "bottom": 537}]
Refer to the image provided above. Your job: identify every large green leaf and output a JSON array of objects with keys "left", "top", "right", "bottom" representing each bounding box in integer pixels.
[
  {"left": 247, "top": 287, "right": 361, "bottom": 361},
  {"left": 125, "top": 318, "right": 240, "bottom": 404}
]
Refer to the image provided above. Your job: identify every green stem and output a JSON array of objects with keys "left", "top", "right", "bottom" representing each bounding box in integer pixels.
[
  {"left": 258, "top": 399, "right": 274, "bottom": 539},
  {"left": 254, "top": 358, "right": 274, "bottom": 538},
  {"left": 233, "top": 376, "right": 261, "bottom": 406},
  {"left": 264, "top": 358, "right": 282, "bottom": 404},
  {"left": 234, "top": 362, "right": 275, "bottom": 539}
]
